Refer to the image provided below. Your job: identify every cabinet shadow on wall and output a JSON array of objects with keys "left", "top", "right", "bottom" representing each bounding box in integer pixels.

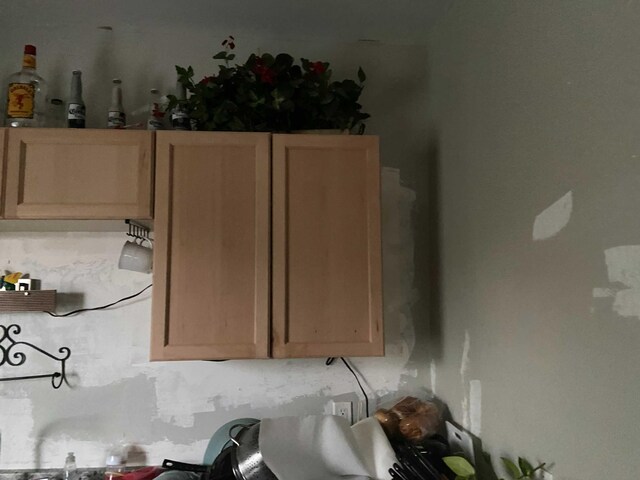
[
  {"left": 410, "top": 132, "right": 443, "bottom": 362},
  {"left": 53, "top": 292, "right": 85, "bottom": 313}
]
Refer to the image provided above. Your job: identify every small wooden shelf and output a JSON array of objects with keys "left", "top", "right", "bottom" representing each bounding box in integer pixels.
[{"left": 0, "top": 290, "right": 56, "bottom": 312}]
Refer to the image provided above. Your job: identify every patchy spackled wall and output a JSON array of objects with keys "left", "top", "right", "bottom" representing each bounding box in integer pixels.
[
  {"left": 0, "top": 1, "right": 436, "bottom": 469},
  {"left": 0, "top": 167, "right": 416, "bottom": 467},
  {"left": 424, "top": 2, "right": 640, "bottom": 479}
]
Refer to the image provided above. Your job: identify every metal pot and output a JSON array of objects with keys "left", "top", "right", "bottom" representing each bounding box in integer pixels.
[
  {"left": 163, "top": 448, "right": 235, "bottom": 480},
  {"left": 229, "top": 422, "right": 278, "bottom": 480}
]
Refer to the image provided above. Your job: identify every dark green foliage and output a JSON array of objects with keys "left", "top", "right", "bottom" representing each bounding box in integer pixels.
[{"left": 166, "top": 49, "right": 370, "bottom": 132}]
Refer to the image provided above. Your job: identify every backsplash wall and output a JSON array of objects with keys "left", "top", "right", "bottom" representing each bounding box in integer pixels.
[{"left": 0, "top": 167, "right": 421, "bottom": 468}]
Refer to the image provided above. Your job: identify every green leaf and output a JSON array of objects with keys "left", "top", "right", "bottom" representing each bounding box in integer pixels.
[
  {"left": 501, "top": 458, "right": 520, "bottom": 479},
  {"left": 261, "top": 53, "right": 275, "bottom": 66},
  {"left": 213, "top": 51, "right": 227, "bottom": 60},
  {"left": 518, "top": 458, "right": 534, "bottom": 477},
  {"left": 226, "top": 54, "right": 236, "bottom": 62},
  {"left": 443, "top": 456, "right": 476, "bottom": 477},
  {"left": 358, "top": 66, "right": 366, "bottom": 83}
]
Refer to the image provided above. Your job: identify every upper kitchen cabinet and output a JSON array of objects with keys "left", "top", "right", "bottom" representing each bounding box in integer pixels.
[
  {"left": 151, "top": 132, "right": 271, "bottom": 361},
  {"left": 271, "top": 134, "right": 383, "bottom": 358},
  {"left": 150, "top": 132, "right": 383, "bottom": 361},
  {"left": 4, "top": 128, "right": 154, "bottom": 219}
]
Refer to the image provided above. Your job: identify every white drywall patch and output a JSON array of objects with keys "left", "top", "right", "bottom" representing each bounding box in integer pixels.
[
  {"left": 459, "top": 331, "right": 471, "bottom": 379},
  {"left": 533, "top": 191, "right": 573, "bottom": 241},
  {"left": 0, "top": 398, "right": 35, "bottom": 467},
  {"left": 469, "top": 380, "right": 481, "bottom": 436},
  {"left": 592, "top": 288, "right": 615, "bottom": 298},
  {"left": 460, "top": 331, "right": 471, "bottom": 430},
  {"left": 430, "top": 359, "right": 437, "bottom": 395},
  {"left": 594, "top": 246, "right": 640, "bottom": 320}
]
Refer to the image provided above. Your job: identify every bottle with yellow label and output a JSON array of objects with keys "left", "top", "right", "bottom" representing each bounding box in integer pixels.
[{"left": 4, "top": 44, "right": 48, "bottom": 127}]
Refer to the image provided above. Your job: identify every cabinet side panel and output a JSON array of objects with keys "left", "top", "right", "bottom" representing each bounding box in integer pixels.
[
  {"left": 272, "top": 135, "right": 383, "bottom": 358},
  {"left": 151, "top": 132, "right": 270, "bottom": 360}
]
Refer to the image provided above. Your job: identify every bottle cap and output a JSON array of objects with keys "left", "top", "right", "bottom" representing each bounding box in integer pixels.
[
  {"left": 24, "top": 45, "right": 36, "bottom": 55},
  {"left": 72, "top": 70, "right": 82, "bottom": 75},
  {"left": 112, "top": 78, "right": 122, "bottom": 85}
]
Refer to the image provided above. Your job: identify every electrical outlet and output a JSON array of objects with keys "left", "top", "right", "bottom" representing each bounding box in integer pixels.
[
  {"left": 332, "top": 401, "right": 353, "bottom": 424},
  {"left": 446, "top": 421, "right": 475, "bottom": 462}
]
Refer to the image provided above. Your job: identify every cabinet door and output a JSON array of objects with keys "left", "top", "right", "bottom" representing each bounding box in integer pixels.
[
  {"left": 4, "top": 129, "right": 153, "bottom": 219},
  {"left": 0, "top": 128, "right": 6, "bottom": 218},
  {"left": 272, "top": 135, "right": 383, "bottom": 358},
  {"left": 151, "top": 132, "right": 270, "bottom": 360}
]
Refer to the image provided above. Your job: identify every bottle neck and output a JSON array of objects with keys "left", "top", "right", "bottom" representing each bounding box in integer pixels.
[
  {"left": 70, "top": 75, "right": 83, "bottom": 102},
  {"left": 22, "top": 54, "right": 36, "bottom": 70},
  {"left": 110, "top": 86, "right": 123, "bottom": 110}
]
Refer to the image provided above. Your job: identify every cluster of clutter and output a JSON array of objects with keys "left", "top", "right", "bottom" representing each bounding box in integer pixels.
[{"left": 0, "top": 271, "right": 33, "bottom": 291}]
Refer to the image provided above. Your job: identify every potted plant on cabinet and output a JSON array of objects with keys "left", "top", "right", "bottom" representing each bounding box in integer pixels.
[{"left": 166, "top": 38, "right": 370, "bottom": 133}]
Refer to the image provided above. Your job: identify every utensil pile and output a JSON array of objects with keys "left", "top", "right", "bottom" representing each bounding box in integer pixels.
[{"left": 389, "top": 441, "right": 449, "bottom": 480}]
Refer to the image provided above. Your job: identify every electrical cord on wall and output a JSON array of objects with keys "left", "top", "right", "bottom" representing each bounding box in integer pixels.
[
  {"left": 46, "top": 284, "right": 153, "bottom": 317},
  {"left": 326, "top": 357, "right": 370, "bottom": 417}
]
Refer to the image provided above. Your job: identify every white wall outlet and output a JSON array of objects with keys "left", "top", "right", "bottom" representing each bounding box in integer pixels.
[{"left": 332, "top": 401, "right": 353, "bottom": 424}]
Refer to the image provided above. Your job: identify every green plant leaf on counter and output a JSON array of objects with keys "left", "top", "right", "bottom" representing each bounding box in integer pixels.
[
  {"left": 501, "top": 457, "right": 521, "bottom": 479},
  {"left": 518, "top": 457, "right": 534, "bottom": 477},
  {"left": 444, "top": 456, "right": 476, "bottom": 478}
]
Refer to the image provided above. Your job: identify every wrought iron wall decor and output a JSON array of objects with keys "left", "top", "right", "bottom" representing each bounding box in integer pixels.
[{"left": 0, "top": 324, "right": 70, "bottom": 389}]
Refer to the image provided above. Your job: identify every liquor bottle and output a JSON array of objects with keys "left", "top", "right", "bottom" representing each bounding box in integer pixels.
[
  {"left": 107, "top": 79, "right": 126, "bottom": 128},
  {"left": 4, "top": 44, "right": 48, "bottom": 127},
  {"left": 63, "top": 452, "right": 77, "bottom": 480},
  {"left": 67, "top": 70, "right": 86, "bottom": 128},
  {"left": 146, "top": 88, "right": 165, "bottom": 130},
  {"left": 171, "top": 82, "right": 191, "bottom": 130}
]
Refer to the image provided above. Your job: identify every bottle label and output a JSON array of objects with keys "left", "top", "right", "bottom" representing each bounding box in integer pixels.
[
  {"left": 68, "top": 103, "right": 86, "bottom": 120},
  {"left": 6, "top": 82, "right": 35, "bottom": 119},
  {"left": 22, "top": 54, "right": 36, "bottom": 69},
  {"left": 171, "top": 110, "right": 191, "bottom": 130},
  {"left": 107, "top": 111, "right": 126, "bottom": 128},
  {"left": 147, "top": 118, "right": 163, "bottom": 130}
]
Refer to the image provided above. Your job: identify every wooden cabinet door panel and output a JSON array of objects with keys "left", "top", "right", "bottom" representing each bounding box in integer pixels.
[
  {"left": 4, "top": 129, "right": 153, "bottom": 219},
  {"left": 272, "top": 134, "right": 383, "bottom": 358},
  {"left": 151, "top": 132, "right": 270, "bottom": 360}
]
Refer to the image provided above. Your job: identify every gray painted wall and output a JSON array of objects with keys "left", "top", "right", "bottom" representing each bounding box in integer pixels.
[{"left": 424, "top": 2, "right": 640, "bottom": 479}]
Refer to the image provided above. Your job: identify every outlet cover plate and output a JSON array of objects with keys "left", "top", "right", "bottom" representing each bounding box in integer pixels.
[{"left": 446, "top": 421, "right": 475, "bottom": 463}]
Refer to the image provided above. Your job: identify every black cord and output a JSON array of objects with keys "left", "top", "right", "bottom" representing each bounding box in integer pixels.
[
  {"left": 46, "top": 284, "right": 153, "bottom": 317},
  {"left": 326, "top": 356, "right": 370, "bottom": 417}
]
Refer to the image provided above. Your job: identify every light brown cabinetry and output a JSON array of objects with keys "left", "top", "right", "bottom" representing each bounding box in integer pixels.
[
  {"left": 151, "top": 132, "right": 383, "bottom": 360},
  {"left": 3, "top": 128, "right": 154, "bottom": 219},
  {"left": 271, "top": 134, "right": 383, "bottom": 358},
  {"left": 151, "top": 132, "right": 271, "bottom": 360}
]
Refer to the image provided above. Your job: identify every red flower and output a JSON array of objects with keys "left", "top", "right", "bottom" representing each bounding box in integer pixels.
[
  {"left": 310, "top": 61, "right": 326, "bottom": 75},
  {"left": 222, "top": 36, "right": 235, "bottom": 49},
  {"left": 253, "top": 64, "right": 275, "bottom": 85},
  {"left": 199, "top": 75, "right": 216, "bottom": 85}
]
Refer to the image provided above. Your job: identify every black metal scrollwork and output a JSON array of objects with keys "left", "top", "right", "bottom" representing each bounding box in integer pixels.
[{"left": 0, "top": 324, "right": 71, "bottom": 389}]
